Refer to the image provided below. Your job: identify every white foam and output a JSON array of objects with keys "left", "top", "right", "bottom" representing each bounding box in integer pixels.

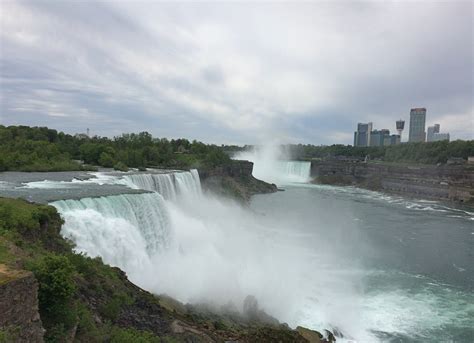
[{"left": 234, "top": 146, "right": 311, "bottom": 184}]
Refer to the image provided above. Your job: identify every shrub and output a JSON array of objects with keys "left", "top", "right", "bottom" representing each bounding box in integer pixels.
[
  {"left": 28, "top": 254, "right": 78, "bottom": 338},
  {"left": 99, "top": 152, "right": 116, "bottom": 168},
  {"left": 113, "top": 161, "right": 129, "bottom": 172},
  {"left": 108, "top": 326, "right": 161, "bottom": 343}
]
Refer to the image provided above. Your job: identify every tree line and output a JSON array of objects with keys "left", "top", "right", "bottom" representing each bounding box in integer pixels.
[
  {"left": 283, "top": 141, "right": 474, "bottom": 164},
  {"left": 0, "top": 125, "right": 230, "bottom": 172}
]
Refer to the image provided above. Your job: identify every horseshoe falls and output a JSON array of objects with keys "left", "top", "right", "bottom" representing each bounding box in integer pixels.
[{"left": 233, "top": 147, "right": 311, "bottom": 184}]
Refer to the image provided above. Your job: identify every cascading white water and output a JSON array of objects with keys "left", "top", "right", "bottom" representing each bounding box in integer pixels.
[
  {"left": 122, "top": 169, "right": 201, "bottom": 200},
  {"left": 174, "top": 169, "right": 202, "bottom": 197},
  {"left": 234, "top": 147, "right": 311, "bottom": 184},
  {"left": 123, "top": 173, "right": 177, "bottom": 200},
  {"left": 52, "top": 193, "right": 170, "bottom": 277}
]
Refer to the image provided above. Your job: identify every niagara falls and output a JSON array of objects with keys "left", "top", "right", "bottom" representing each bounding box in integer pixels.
[
  {"left": 1, "top": 147, "right": 472, "bottom": 342},
  {"left": 1, "top": 1, "right": 473, "bottom": 342}
]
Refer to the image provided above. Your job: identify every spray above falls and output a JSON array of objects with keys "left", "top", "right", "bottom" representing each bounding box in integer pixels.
[
  {"left": 233, "top": 145, "right": 312, "bottom": 185},
  {"left": 49, "top": 168, "right": 366, "bottom": 341}
]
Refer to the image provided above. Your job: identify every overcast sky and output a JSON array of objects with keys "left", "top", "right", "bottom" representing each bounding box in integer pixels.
[{"left": 1, "top": 1, "right": 472, "bottom": 145}]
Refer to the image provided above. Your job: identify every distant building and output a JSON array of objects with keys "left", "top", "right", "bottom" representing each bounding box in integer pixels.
[
  {"left": 370, "top": 129, "right": 390, "bottom": 147},
  {"left": 432, "top": 133, "right": 450, "bottom": 142},
  {"left": 74, "top": 133, "right": 89, "bottom": 140},
  {"left": 427, "top": 123, "right": 449, "bottom": 142},
  {"left": 427, "top": 124, "right": 440, "bottom": 142},
  {"left": 354, "top": 122, "right": 373, "bottom": 147},
  {"left": 396, "top": 119, "right": 405, "bottom": 140},
  {"left": 409, "top": 108, "right": 426, "bottom": 142},
  {"left": 389, "top": 134, "right": 401, "bottom": 145}
]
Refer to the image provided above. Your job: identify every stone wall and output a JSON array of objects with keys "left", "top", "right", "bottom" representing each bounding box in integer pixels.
[
  {"left": 311, "top": 160, "right": 474, "bottom": 204},
  {"left": 0, "top": 265, "right": 44, "bottom": 342}
]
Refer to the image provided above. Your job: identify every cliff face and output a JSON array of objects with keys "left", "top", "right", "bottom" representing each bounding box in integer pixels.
[
  {"left": 0, "top": 265, "right": 44, "bottom": 342},
  {"left": 311, "top": 160, "right": 474, "bottom": 204},
  {"left": 199, "top": 160, "right": 277, "bottom": 202}
]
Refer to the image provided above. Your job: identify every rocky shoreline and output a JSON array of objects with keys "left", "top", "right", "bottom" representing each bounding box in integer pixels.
[{"left": 310, "top": 159, "right": 474, "bottom": 205}]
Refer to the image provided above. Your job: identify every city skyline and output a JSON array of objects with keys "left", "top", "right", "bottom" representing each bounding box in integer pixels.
[{"left": 353, "top": 106, "right": 457, "bottom": 147}]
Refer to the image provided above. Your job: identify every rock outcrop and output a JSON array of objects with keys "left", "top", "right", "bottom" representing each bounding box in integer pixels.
[
  {"left": 199, "top": 160, "right": 277, "bottom": 201},
  {"left": 0, "top": 265, "right": 44, "bottom": 343},
  {"left": 311, "top": 160, "right": 474, "bottom": 204}
]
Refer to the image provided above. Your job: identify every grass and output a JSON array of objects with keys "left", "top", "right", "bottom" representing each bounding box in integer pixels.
[{"left": 0, "top": 263, "right": 30, "bottom": 285}]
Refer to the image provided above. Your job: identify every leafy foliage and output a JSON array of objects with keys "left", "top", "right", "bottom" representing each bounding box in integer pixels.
[
  {"left": 107, "top": 326, "right": 161, "bottom": 343},
  {"left": 28, "top": 254, "right": 78, "bottom": 341},
  {"left": 0, "top": 125, "right": 231, "bottom": 172}
]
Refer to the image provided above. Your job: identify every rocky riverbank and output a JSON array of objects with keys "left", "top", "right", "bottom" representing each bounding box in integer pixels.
[
  {"left": 311, "top": 159, "right": 474, "bottom": 204},
  {"left": 198, "top": 160, "right": 278, "bottom": 202}
]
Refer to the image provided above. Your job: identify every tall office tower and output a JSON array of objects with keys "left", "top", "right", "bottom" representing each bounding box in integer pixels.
[
  {"left": 353, "top": 122, "right": 373, "bottom": 147},
  {"left": 370, "top": 129, "right": 390, "bottom": 147},
  {"left": 409, "top": 108, "right": 426, "bottom": 142}
]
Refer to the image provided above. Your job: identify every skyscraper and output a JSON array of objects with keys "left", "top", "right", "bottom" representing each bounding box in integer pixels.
[
  {"left": 370, "top": 129, "right": 390, "bottom": 147},
  {"left": 409, "top": 108, "right": 426, "bottom": 142},
  {"left": 353, "top": 122, "right": 373, "bottom": 147},
  {"left": 427, "top": 124, "right": 440, "bottom": 142}
]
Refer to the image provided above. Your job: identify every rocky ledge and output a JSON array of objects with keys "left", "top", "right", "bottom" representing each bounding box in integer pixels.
[
  {"left": 199, "top": 160, "right": 277, "bottom": 202},
  {"left": 0, "top": 265, "right": 44, "bottom": 342},
  {"left": 311, "top": 159, "right": 474, "bottom": 205}
]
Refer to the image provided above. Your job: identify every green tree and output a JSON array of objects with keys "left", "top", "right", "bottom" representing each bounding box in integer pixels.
[
  {"left": 99, "top": 151, "right": 116, "bottom": 168},
  {"left": 28, "top": 254, "right": 78, "bottom": 341}
]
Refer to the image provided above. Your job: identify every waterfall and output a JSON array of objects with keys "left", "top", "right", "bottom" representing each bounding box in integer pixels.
[
  {"left": 233, "top": 147, "right": 311, "bottom": 185},
  {"left": 50, "top": 169, "right": 203, "bottom": 275},
  {"left": 175, "top": 169, "right": 202, "bottom": 197},
  {"left": 123, "top": 173, "right": 177, "bottom": 200},
  {"left": 122, "top": 169, "right": 202, "bottom": 200},
  {"left": 52, "top": 193, "right": 170, "bottom": 273},
  {"left": 281, "top": 161, "right": 311, "bottom": 182}
]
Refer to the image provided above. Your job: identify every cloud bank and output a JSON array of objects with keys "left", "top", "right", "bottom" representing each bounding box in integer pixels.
[{"left": 1, "top": 1, "right": 472, "bottom": 144}]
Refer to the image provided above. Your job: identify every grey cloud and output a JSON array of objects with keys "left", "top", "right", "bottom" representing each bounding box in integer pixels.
[{"left": 1, "top": 0, "right": 472, "bottom": 144}]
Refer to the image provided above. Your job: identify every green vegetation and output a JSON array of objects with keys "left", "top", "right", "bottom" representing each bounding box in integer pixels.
[
  {"left": 0, "top": 326, "right": 20, "bottom": 343},
  {"left": 28, "top": 254, "right": 77, "bottom": 334},
  {"left": 0, "top": 125, "right": 230, "bottom": 172}
]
